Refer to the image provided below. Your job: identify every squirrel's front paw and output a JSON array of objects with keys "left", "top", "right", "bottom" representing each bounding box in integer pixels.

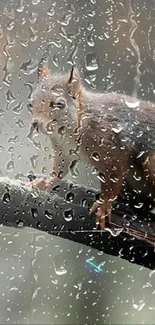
[
  {"left": 90, "top": 200, "right": 112, "bottom": 229},
  {"left": 26, "top": 178, "right": 53, "bottom": 190}
]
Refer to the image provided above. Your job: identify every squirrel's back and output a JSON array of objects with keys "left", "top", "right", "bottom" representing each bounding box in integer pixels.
[{"left": 81, "top": 90, "right": 155, "bottom": 156}]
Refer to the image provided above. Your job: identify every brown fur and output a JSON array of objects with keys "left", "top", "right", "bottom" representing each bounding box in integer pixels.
[{"left": 28, "top": 63, "right": 155, "bottom": 229}]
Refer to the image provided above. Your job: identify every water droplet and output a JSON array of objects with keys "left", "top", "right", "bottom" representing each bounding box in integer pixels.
[
  {"left": 32, "top": 0, "right": 40, "bottom": 5},
  {"left": 7, "top": 21, "right": 15, "bottom": 31},
  {"left": 79, "top": 215, "right": 86, "bottom": 221},
  {"left": 27, "top": 173, "right": 36, "bottom": 182},
  {"left": 123, "top": 220, "right": 130, "bottom": 227},
  {"left": 105, "top": 227, "right": 123, "bottom": 236},
  {"left": 0, "top": 109, "right": 4, "bottom": 117},
  {"left": 29, "top": 26, "right": 38, "bottom": 42},
  {"left": 3, "top": 7, "right": 15, "bottom": 19},
  {"left": 65, "top": 192, "right": 74, "bottom": 202},
  {"left": 85, "top": 52, "right": 98, "bottom": 71},
  {"left": 58, "top": 13, "right": 72, "bottom": 26},
  {"left": 0, "top": 28, "right": 3, "bottom": 38},
  {"left": 6, "top": 160, "right": 14, "bottom": 172},
  {"left": 8, "top": 136, "right": 19, "bottom": 144},
  {"left": 3, "top": 59, "right": 13, "bottom": 86},
  {"left": 26, "top": 127, "right": 41, "bottom": 150},
  {"left": 125, "top": 100, "right": 140, "bottom": 108},
  {"left": 133, "top": 174, "right": 142, "bottom": 182},
  {"left": 67, "top": 43, "right": 78, "bottom": 63},
  {"left": 16, "top": 118, "right": 25, "bottom": 128},
  {"left": 136, "top": 131, "right": 143, "bottom": 138},
  {"left": 16, "top": 0, "right": 25, "bottom": 12},
  {"left": 58, "top": 126, "right": 66, "bottom": 136},
  {"left": 47, "top": 6, "right": 55, "bottom": 17},
  {"left": 20, "top": 16, "right": 26, "bottom": 25},
  {"left": 91, "top": 167, "right": 97, "bottom": 175},
  {"left": 91, "top": 151, "right": 100, "bottom": 161},
  {"left": 104, "top": 31, "right": 110, "bottom": 39},
  {"left": 63, "top": 209, "right": 74, "bottom": 222},
  {"left": 2, "top": 192, "right": 11, "bottom": 204},
  {"left": 52, "top": 184, "right": 60, "bottom": 193},
  {"left": 133, "top": 301, "right": 145, "bottom": 311},
  {"left": 24, "top": 81, "right": 33, "bottom": 99},
  {"left": 81, "top": 198, "right": 87, "bottom": 208},
  {"left": 8, "top": 146, "right": 14, "bottom": 153},
  {"left": 88, "top": 10, "right": 95, "bottom": 17},
  {"left": 69, "top": 160, "right": 79, "bottom": 177},
  {"left": 16, "top": 220, "right": 25, "bottom": 227},
  {"left": 109, "top": 174, "right": 119, "bottom": 183},
  {"left": 97, "top": 173, "right": 106, "bottom": 183},
  {"left": 112, "top": 125, "right": 123, "bottom": 133},
  {"left": 44, "top": 210, "right": 53, "bottom": 220},
  {"left": 20, "top": 39, "right": 29, "bottom": 47},
  {"left": 3, "top": 35, "right": 15, "bottom": 57},
  {"left": 136, "top": 151, "right": 145, "bottom": 159},
  {"left": 46, "top": 121, "right": 54, "bottom": 135},
  {"left": 87, "top": 23, "right": 94, "bottom": 31},
  {"left": 134, "top": 202, "right": 144, "bottom": 209},
  {"left": 84, "top": 73, "right": 96, "bottom": 85},
  {"left": 13, "top": 102, "right": 23, "bottom": 114},
  {"left": 57, "top": 170, "right": 63, "bottom": 179},
  {"left": 20, "top": 58, "right": 38, "bottom": 75},
  {"left": 87, "top": 33, "right": 95, "bottom": 47},
  {"left": 53, "top": 257, "right": 67, "bottom": 275},
  {"left": 98, "top": 34, "right": 104, "bottom": 41},
  {"left": 48, "top": 37, "right": 61, "bottom": 48},
  {"left": 31, "top": 208, "right": 38, "bottom": 219},
  {"left": 6, "top": 90, "right": 15, "bottom": 105},
  {"left": 29, "top": 12, "right": 38, "bottom": 24},
  {"left": 30, "top": 155, "right": 39, "bottom": 169},
  {"left": 131, "top": 215, "right": 137, "bottom": 221},
  {"left": 149, "top": 269, "right": 155, "bottom": 278},
  {"left": 53, "top": 53, "right": 59, "bottom": 67}
]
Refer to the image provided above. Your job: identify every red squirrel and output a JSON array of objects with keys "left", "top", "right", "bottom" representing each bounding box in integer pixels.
[{"left": 28, "top": 60, "right": 155, "bottom": 229}]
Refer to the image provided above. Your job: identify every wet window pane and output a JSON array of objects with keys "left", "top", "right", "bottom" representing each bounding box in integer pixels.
[{"left": 0, "top": 0, "right": 155, "bottom": 323}]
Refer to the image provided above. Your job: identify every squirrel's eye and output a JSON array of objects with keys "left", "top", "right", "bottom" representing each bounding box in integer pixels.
[{"left": 57, "top": 100, "right": 66, "bottom": 109}]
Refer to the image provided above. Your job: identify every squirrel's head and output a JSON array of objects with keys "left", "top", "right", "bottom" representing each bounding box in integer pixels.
[{"left": 30, "top": 62, "right": 82, "bottom": 137}]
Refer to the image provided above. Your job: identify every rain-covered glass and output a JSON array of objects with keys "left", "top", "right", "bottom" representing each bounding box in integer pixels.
[{"left": 0, "top": 0, "right": 155, "bottom": 323}]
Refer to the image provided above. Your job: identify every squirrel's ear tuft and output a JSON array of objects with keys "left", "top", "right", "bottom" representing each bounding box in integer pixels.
[
  {"left": 38, "top": 60, "right": 51, "bottom": 80},
  {"left": 67, "top": 65, "right": 81, "bottom": 96}
]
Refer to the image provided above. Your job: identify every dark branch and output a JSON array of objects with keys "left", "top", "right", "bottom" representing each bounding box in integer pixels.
[{"left": 0, "top": 177, "right": 155, "bottom": 270}]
